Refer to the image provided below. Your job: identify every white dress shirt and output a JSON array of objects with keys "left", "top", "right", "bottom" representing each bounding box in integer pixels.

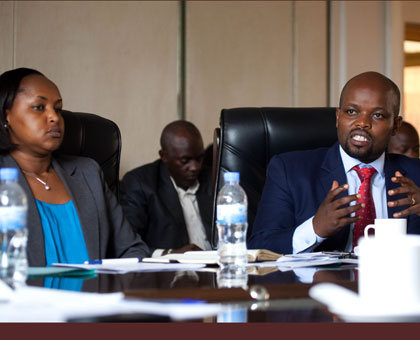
[
  {"left": 292, "top": 146, "right": 387, "bottom": 254},
  {"left": 171, "top": 178, "right": 212, "bottom": 250},
  {"left": 152, "top": 178, "right": 212, "bottom": 257}
]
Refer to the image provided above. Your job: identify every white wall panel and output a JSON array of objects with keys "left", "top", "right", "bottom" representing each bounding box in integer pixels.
[
  {"left": 345, "top": 2, "right": 385, "bottom": 78},
  {"left": 13, "top": 1, "right": 178, "bottom": 176},
  {"left": 295, "top": 1, "right": 328, "bottom": 107},
  {"left": 330, "top": 1, "right": 404, "bottom": 108},
  {"left": 186, "top": 1, "right": 294, "bottom": 147},
  {"left": 402, "top": 1, "right": 420, "bottom": 24},
  {"left": 0, "top": 2, "right": 14, "bottom": 73}
]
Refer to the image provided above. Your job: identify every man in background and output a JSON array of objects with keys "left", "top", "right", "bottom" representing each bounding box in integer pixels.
[
  {"left": 120, "top": 120, "right": 213, "bottom": 256},
  {"left": 388, "top": 121, "right": 419, "bottom": 158}
]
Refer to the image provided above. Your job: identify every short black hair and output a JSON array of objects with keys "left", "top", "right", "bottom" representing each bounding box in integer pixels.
[
  {"left": 339, "top": 71, "right": 401, "bottom": 117},
  {"left": 160, "top": 120, "right": 202, "bottom": 151},
  {"left": 0, "top": 68, "right": 44, "bottom": 152}
]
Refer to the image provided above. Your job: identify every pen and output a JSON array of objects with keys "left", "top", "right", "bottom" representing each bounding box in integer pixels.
[
  {"left": 84, "top": 258, "right": 142, "bottom": 265},
  {"left": 181, "top": 299, "right": 206, "bottom": 304}
]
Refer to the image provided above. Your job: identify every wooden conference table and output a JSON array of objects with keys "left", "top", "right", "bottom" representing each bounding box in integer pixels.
[{"left": 26, "top": 263, "right": 358, "bottom": 322}]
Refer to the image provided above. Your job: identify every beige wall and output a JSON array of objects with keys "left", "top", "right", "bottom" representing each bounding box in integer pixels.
[
  {"left": 294, "top": 2, "right": 328, "bottom": 107},
  {"left": 402, "top": 1, "right": 420, "bottom": 24},
  {"left": 186, "top": 1, "right": 328, "bottom": 143},
  {"left": 186, "top": 1, "right": 293, "bottom": 143},
  {"left": 329, "top": 1, "right": 404, "bottom": 107},
  {"left": 401, "top": 1, "right": 420, "bottom": 129},
  {"left": 1, "top": 1, "right": 179, "bottom": 176},
  {"left": 0, "top": 2, "right": 14, "bottom": 72},
  {"left": 0, "top": 1, "right": 410, "bottom": 177}
]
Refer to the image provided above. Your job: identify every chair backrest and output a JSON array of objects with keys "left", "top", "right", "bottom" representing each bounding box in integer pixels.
[
  {"left": 212, "top": 107, "right": 338, "bottom": 245},
  {"left": 54, "top": 110, "right": 122, "bottom": 196}
]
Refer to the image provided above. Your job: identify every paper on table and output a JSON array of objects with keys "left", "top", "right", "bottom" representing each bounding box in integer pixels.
[
  {"left": 0, "top": 279, "right": 14, "bottom": 302},
  {"left": 275, "top": 252, "right": 344, "bottom": 271},
  {"left": 142, "top": 251, "right": 218, "bottom": 264},
  {"left": 0, "top": 285, "right": 223, "bottom": 322},
  {"left": 53, "top": 261, "right": 206, "bottom": 274},
  {"left": 142, "top": 249, "right": 282, "bottom": 264},
  {"left": 247, "top": 261, "right": 279, "bottom": 267}
]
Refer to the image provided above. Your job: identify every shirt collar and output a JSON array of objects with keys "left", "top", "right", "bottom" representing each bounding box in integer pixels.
[
  {"left": 170, "top": 176, "right": 200, "bottom": 195},
  {"left": 339, "top": 145, "right": 385, "bottom": 176}
]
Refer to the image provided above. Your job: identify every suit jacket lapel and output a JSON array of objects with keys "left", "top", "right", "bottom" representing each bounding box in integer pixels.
[
  {"left": 318, "top": 143, "right": 350, "bottom": 250},
  {"left": 1, "top": 154, "right": 101, "bottom": 265},
  {"left": 196, "top": 175, "right": 213, "bottom": 240},
  {"left": 320, "top": 143, "right": 348, "bottom": 195},
  {"left": 52, "top": 157, "right": 100, "bottom": 260},
  {"left": 157, "top": 163, "right": 188, "bottom": 236},
  {"left": 384, "top": 153, "right": 406, "bottom": 219}
]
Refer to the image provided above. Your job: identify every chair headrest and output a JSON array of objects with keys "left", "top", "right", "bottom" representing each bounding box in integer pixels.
[{"left": 54, "top": 110, "right": 121, "bottom": 195}]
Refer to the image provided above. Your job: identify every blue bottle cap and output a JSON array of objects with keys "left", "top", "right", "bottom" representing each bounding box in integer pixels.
[
  {"left": 224, "top": 172, "right": 240, "bottom": 182},
  {"left": 0, "top": 168, "right": 18, "bottom": 181}
]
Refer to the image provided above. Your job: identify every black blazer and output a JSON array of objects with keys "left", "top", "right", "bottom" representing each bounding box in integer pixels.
[{"left": 120, "top": 159, "right": 213, "bottom": 251}]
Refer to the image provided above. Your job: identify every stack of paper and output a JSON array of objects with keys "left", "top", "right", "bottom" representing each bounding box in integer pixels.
[
  {"left": 275, "top": 252, "right": 357, "bottom": 272},
  {"left": 0, "top": 280, "right": 223, "bottom": 322},
  {"left": 142, "top": 249, "right": 283, "bottom": 264},
  {"left": 53, "top": 261, "right": 206, "bottom": 274}
]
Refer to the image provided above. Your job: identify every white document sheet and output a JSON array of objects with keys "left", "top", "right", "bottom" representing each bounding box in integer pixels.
[
  {"left": 0, "top": 283, "right": 223, "bottom": 322},
  {"left": 53, "top": 262, "right": 206, "bottom": 274},
  {"left": 275, "top": 252, "right": 352, "bottom": 271}
]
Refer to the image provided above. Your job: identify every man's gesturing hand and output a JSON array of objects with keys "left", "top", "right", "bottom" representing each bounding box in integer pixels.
[
  {"left": 313, "top": 180, "right": 363, "bottom": 238},
  {"left": 388, "top": 171, "right": 420, "bottom": 218}
]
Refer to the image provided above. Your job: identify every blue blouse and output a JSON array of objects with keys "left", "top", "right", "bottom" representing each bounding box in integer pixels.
[{"left": 35, "top": 199, "right": 90, "bottom": 266}]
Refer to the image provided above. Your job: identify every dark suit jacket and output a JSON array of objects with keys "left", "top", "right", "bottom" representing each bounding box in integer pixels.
[
  {"left": 119, "top": 159, "right": 213, "bottom": 251},
  {"left": 248, "top": 142, "right": 420, "bottom": 254},
  {"left": 0, "top": 153, "right": 150, "bottom": 266}
]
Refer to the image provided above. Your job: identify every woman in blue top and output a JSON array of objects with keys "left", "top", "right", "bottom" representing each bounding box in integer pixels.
[{"left": 0, "top": 68, "right": 150, "bottom": 266}]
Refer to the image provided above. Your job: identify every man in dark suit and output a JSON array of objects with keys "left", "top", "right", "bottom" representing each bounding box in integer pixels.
[
  {"left": 120, "top": 120, "right": 213, "bottom": 256},
  {"left": 248, "top": 71, "right": 420, "bottom": 254},
  {"left": 388, "top": 121, "right": 419, "bottom": 158}
]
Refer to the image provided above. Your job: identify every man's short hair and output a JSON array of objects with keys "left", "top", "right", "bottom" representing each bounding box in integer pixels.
[
  {"left": 160, "top": 120, "right": 202, "bottom": 151},
  {"left": 339, "top": 71, "right": 401, "bottom": 117}
]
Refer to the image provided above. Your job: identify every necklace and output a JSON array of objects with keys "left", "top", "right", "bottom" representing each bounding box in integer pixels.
[{"left": 21, "top": 170, "right": 51, "bottom": 191}]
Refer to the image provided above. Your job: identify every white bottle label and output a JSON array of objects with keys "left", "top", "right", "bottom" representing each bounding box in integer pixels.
[
  {"left": 217, "top": 204, "right": 247, "bottom": 224},
  {"left": 0, "top": 206, "right": 27, "bottom": 231}
]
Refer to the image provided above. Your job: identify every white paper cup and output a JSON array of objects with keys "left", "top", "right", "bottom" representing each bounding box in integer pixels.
[
  {"left": 358, "top": 235, "right": 420, "bottom": 308},
  {"left": 363, "top": 218, "right": 407, "bottom": 240}
]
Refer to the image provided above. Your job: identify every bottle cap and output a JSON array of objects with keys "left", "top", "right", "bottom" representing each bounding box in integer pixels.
[
  {"left": 224, "top": 172, "right": 240, "bottom": 182},
  {"left": 0, "top": 168, "right": 18, "bottom": 181}
]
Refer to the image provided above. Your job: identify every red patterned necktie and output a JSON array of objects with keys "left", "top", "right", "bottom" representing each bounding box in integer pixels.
[{"left": 352, "top": 165, "right": 377, "bottom": 250}]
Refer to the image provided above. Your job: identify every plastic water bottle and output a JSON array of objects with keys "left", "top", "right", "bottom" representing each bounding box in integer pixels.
[
  {"left": 216, "top": 172, "right": 248, "bottom": 279},
  {"left": 0, "top": 168, "right": 28, "bottom": 285},
  {"left": 217, "top": 267, "right": 248, "bottom": 289},
  {"left": 216, "top": 303, "right": 248, "bottom": 323}
]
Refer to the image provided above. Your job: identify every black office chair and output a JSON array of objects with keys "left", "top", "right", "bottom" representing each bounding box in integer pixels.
[
  {"left": 212, "top": 107, "right": 338, "bottom": 247},
  {"left": 54, "top": 110, "right": 121, "bottom": 196}
]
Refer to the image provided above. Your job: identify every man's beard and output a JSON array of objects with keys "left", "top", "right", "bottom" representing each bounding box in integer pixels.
[{"left": 343, "top": 136, "right": 375, "bottom": 163}]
